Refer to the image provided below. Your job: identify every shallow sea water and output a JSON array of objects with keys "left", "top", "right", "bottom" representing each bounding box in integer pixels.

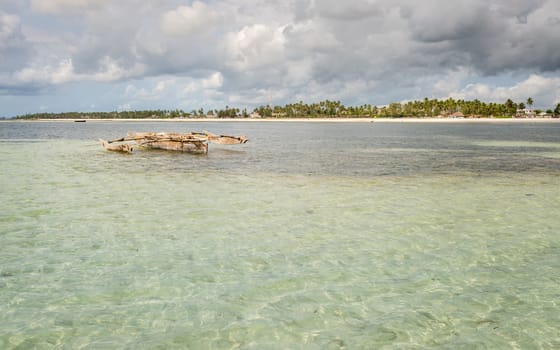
[{"left": 1, "top": 121, "right": 560, "bottom": 349}]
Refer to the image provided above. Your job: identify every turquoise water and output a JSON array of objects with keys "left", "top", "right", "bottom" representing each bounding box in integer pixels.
[{"left": 1, "top": 122, "right": 560, "bottom": 349}]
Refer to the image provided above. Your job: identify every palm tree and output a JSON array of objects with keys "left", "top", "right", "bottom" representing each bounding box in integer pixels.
[
  {"left": 504, "top": 99, "right": 514, "bottom": 114},
  {"left": 527, "top": 97, "right": 534, "bottom": 110}
]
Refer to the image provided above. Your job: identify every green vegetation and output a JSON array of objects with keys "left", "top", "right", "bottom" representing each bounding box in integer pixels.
[
  {"left": 526, "top": 97, "right": 534, "bottom": 109},
  {"left": 14, "top": 109, "right": 188, "bottom": 120},
  {"left": 12, "top": 98, "right": 560, "bottom": 120},
  {"left": 253, "top": 98, "right": 544, "bottom": 118}
]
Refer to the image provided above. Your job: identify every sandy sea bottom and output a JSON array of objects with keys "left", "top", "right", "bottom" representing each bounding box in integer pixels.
[{"left": 1, "top": 135, "right": 559, "bottom": 349}]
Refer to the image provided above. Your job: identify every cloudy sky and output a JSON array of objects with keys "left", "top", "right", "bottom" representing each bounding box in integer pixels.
[{"left": 1, "top": 0, "right": 560, "bottom": 117}]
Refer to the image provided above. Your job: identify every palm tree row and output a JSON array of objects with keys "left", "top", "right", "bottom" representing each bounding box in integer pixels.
[
  {"left": 255, "top": 98, "right": 554, "bottom": 118},
  {"left": 13, "top": 98, "right": 560, "bottom": 120}
]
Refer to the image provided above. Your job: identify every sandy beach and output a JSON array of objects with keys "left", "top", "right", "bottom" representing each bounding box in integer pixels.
[{"left": 5, "top": 117, "right": 560, "bottom": 123}]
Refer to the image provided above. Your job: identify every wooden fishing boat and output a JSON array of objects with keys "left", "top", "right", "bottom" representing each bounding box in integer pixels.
[
  {"left": 100, "top": 131, "right": 247, "bottom": 154},
  {"left": 99, "top": 139, "right": 133, "bottom": 153}
]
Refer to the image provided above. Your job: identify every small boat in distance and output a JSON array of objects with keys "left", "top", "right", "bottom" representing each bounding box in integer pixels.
[
  {"left": 74, "top": 120, "right": 86, "bottom": 122},
  {"left": 100, "top": 131, "right": 247, "bottom": 154}
]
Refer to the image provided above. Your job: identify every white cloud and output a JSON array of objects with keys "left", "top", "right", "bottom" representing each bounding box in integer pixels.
[
  {"left": 12, "top": 57, "right": 146, "bottom": 85},
  {"left": 181, "top": 72, "right": 224, "bottom": 95},
  {"left": 223, "top": 24, "right": 286, "bottom": 70},
  {"left": 92, "top": 56, "right": 146, "bottom": 82},
  {"left": 432, "top": 68, "right": 472, "bottom": 97},
  {"left": 293, "top": 78, "right": 376, "bottom": 104},
  {"left": 14, "top": 58, "right": 75, "bottom": 84},
  {"left": 161, "top": 2, "right": 220, "bottom": 36},
  {"left": 124, "top": 72, "right": 224, "bottom": 104},
  {"left": 283, "top": 21, "right": 339, "bottom": 53},
  {"left": 449, "top": 74, "right": 560, "bottom": 108},
  {"left": 0, "top": 12, "right": 19, "bottom": 45},
  {"left": 30, "top": 0, "right": 110, "bottom": 14},
  {"left": 201, "top": 72, "right": 224, "bottom": 89}
]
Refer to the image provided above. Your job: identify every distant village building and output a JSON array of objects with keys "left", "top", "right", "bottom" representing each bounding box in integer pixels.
[
  {"left": 538, "top": 112, "right": 553, "bottom": 118},
  {"left": 449, "top": 112, "right": 465, "bottom": 118},
  {"left": 249, "top": 112, "right": 262, "bottom": 118},
  {"left": 516, "top": 109, "right": 536, "bottom": 118}
]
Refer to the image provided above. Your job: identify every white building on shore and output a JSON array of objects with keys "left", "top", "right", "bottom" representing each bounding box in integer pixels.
[{"left": 516, "top": 108, "right": 536, "bottom": 118}]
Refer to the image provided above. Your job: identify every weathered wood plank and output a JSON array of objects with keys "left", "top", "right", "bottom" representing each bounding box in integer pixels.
[{"left": 99, "top": 139, "right": 133, "bottom": 153}]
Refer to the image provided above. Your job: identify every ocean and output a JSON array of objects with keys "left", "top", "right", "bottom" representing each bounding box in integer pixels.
[{"left": 1, "top": 120, "right": 559, "bottom": 349}]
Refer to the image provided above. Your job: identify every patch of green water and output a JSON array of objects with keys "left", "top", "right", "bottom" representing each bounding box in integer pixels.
[{"left": 1, "top": 140, "right": 559, "bottom": 349}]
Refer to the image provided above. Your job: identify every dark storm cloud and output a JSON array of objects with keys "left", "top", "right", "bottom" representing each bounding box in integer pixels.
[{"left": 401, "top": 0, "right": 560, "bottom": 74}]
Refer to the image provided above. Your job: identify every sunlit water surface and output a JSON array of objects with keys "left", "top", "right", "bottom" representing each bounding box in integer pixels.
[{"left": 1, "top": 121, "right": 559, "bottom": 349}]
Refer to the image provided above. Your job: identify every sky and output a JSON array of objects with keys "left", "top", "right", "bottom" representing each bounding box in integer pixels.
[{"left": 1, "top": 0, "right": 560, "bottom": 117}]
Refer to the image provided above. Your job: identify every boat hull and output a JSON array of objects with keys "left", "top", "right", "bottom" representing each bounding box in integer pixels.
[
  {"left": 140, "top": 140, "right": 208, "bottom": 154},
  {"left": 99, "top": 139, "right": 133, "bottom": 153},
  {"left": 100, "top": 131, "right": 246, "bottom": 155}
]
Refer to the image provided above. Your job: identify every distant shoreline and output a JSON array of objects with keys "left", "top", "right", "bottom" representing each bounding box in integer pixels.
[{"left": 4, "top": 117, "right": 559, "bottom": 123}]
